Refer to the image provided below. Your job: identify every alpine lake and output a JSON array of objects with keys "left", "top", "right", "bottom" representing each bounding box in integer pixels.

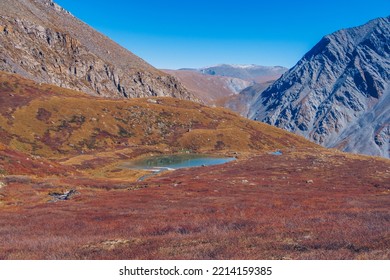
[{"left": 121, "top": 154, "right": 236, "bottom": 181}]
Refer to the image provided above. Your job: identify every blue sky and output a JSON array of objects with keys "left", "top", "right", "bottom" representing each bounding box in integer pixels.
[{"left": 55, "top": 0, "right": 389, "bottom": 69}]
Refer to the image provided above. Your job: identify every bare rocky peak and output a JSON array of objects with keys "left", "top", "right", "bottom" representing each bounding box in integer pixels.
[
  {"left": 249, "top": 16, "right": 390, "bottom": 158},
  {"left": 0, "top": 0, "right": 197, "bottom": 100}
]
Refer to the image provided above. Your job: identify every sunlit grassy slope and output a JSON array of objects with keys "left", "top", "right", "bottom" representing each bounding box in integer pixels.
[{"left": 0, "top": 71, "right": 317, "bottom": 160}]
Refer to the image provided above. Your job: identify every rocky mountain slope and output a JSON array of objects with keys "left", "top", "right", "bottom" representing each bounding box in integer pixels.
[
  {"left": 0, "top": 0, "right": 196, "bottom": 100},
  {"left": 249, "top": 16, "right": 390, "bottom": 158}
]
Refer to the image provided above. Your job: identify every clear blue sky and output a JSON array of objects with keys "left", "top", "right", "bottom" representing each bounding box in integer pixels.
[{"left": 55, "top": 0, "right": 389, "bottom": 69}]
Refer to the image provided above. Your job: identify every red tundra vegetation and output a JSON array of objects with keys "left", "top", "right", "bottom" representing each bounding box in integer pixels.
[{"left": 0, "top": 72, "right": 389, "bottom": 259}]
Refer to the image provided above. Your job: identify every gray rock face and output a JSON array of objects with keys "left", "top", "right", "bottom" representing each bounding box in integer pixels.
[
  {"left": 0, "top": 0, "right": 197, "bottom": 101},
  {"left": 249, "top": 16, "right": 390, "bottom": 158}
]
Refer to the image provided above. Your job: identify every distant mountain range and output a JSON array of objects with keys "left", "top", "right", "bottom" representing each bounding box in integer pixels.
[
  {"left": 164, "top": 64, "right": 287, "bottom": 114},
  {"left": 185, "top": 64, "right": 287, "bottom": 83},
  {"left": 249, "top": 16, "right": 390, "bottom": 158},
  {"left": 0, "top": 0, "right": 197, "bottom": 101},
  {"left": 163, "top": 68, "right": 252, "bottom": 106}
]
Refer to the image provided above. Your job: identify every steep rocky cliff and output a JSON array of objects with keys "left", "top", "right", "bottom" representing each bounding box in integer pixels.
[
  {"left": 249, "top": 16, "right": 390, "bottom": 158},
  {"left": 0, "top": 0, "right": 197, "bottom": 100}
]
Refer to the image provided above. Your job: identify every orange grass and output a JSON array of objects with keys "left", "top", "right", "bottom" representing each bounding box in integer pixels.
[{"left": 0, "top": 150, "right": 389, "bottom": 259}]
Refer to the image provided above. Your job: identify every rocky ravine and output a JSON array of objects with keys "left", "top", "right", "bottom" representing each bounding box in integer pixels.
[
  {"left": 0, "top": 0, "right": 197, "bottom": 101},
  {"left": 249, "top": 16, "right": 390, "bottom": 158}
]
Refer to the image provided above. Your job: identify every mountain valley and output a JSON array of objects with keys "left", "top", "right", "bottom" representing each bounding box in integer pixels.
[{"left": 0, "top": 0, "right": 389, "bottom": 261}]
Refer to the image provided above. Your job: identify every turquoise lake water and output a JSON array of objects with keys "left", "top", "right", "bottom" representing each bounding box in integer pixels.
[{"left": 123, "top": 154, "right": 235, "bottom": 171}]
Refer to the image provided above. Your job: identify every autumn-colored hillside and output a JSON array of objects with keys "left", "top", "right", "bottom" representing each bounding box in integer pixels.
[
  {"left": 0, "top": 71, "right": 316, "bottom": 176},
  {"left": 0, "top": 71, "right": 389, "bottom": 260}
]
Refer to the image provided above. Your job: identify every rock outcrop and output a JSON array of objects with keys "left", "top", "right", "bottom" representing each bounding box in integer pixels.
[
  {"left": 0, "top": 0, "right": 197, "bottom": 101},
  {"left": 249, "top": 16, "right": 390, "bottom": 158}
]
